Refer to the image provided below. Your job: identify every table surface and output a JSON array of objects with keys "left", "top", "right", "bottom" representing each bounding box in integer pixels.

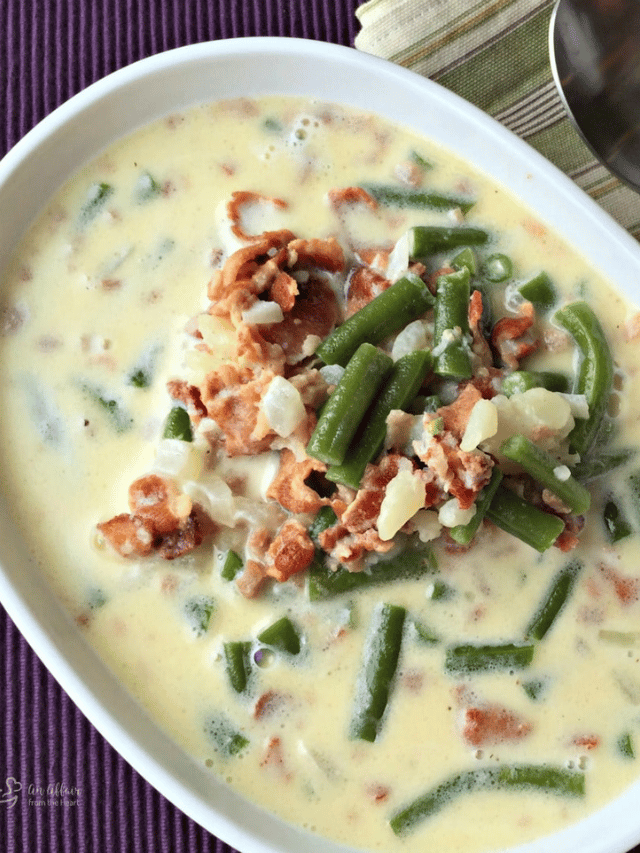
[{"left": 1, "top": 2, "right": 638, "bottom": 852}]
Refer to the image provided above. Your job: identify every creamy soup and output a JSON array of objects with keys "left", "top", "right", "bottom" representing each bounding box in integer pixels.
[{"left": 2, "top": 96, "right": 640, "bottom": 853}]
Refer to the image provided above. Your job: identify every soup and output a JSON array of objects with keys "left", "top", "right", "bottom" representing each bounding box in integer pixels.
[{"left": 2, "top": 96, "right": 640, "bottom": 853}]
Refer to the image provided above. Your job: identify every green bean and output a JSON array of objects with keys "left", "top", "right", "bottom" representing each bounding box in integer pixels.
[
  {"left": 522, "top": 677, "right": 548, "bottom": 701},
  {"left": 81, "top": 382, "right": 133, "bottom": 433},
  {"left": 204, "top": 713, "right": 249, "bottom": 757},
  {"left": 518, "top": 271, "right": 556, "bottom": 311},
  {"left": 411, "top": 618, "right": 440, "bottom": 645},
  {"left": 390, "top": 764, "right": 584, "bottom": 836},
  {"left": 409, "top": 150, "right": 433, "bottom": 170},
  {"left": 162, "top": 406, "right": 193, "bottom": 441},
  {"left": 223, "top": 641, "right": 252, "bottom": 693},
  {"left": 257, "top": 616, "right": 301, "bottom": 655},
  {"left": 407, "top": 393, "right": 441, "bottom": 415},
  {"left": 433, "top": 267, "right": 472, "bottom": 379},
  {"left": 451, "top": 246, "right": 477, "bottom": 275},
  {"left": 444, "top": 642, "right": 535, "bottom": 675},
  {"left": 360, "top": 182, "right": 474, "bottom": 213},
  {"left": 326, "top": 350, "right": 433, "bottom": 489},
  {"left": 308, "top": 506, "right": 338, "bottom": 542},
  {"left": 307, "top": 343, "right": 393, "bottom": 466},
  {"left": 554, "top": 301, "right": 614, "bottom": 455},
  {"left": 501, "top": 370, "right": 569, "bottom": 397},
  {"left": 486, "top": 486, "right": 565, "bottom": 552},
  {"left": 308, "top": 537, "right": 437, "bottom": 601},
  {"left": 78, "top": 181, "right": 113, "bottom": 225},
  {"left": 349, "top": 603, "right": 406, "bottom": 742},
  {"left": 134, "top": 170, "right": 163, "bottom": 203},
  {"left": 524, "top": 560, "right": 582, "bottom": 641},
  {"left": 617, "top": 732, "right": 635, "bottom": 759},
  {"left": 408, "top": 225, "right": 489, "bottom": 261},
  {"left": 603, "top": 497, "right": 633, "bottom": 543},
  {"left": 500, "top": 434, "right": 591, "bottom": 515},
  {"left": 482, "top": 252, "right": 513, "bottom": 282},
  {"left": 449, "top": 468, "right": 503, "bottom": 545},
  {"left": 220, "top": 549, "right": 243, "bottom": 581},
  {"left": 627, "top": 471, "right": 640, "bottom": 528},
  {"left": 183, "top": 595, "right": 215, "bottom": 637},
  {"left": 315, "top": 272, "right": 435, "bottom": 366},
  {"left": 572, "top": 447, "right": 634, "bottom": 481}
]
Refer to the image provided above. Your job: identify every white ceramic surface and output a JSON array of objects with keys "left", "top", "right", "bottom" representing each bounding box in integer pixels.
[{"left": 1, "top": 36, "right": 640, "bottom": 853}]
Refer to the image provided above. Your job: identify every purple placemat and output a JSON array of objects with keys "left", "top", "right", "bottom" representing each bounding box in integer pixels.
[{"left": 0, "top": 3, "right": 358, "bottom": 851}]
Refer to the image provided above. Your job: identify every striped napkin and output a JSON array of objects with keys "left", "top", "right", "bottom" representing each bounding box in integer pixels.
[{"left": 355, "top": 0, "right": 640, "bottom": 239}]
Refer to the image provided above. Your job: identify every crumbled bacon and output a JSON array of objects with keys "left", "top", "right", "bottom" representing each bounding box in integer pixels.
[
  {"left": 346, "top": 265, "right": 390, "bottom": 317},
  {"left": 491, "top": 301, "right": 539, "bottom": 369},
  {"left": 599, "top": 563, "right": 640, "bottom": 604},
  {"left": 468, "top": 289, "right": 493, "bottom": 368},
  {"left": 226, "top": 191, "right": 288, "bottom": 242},
  {"left": 265, "top": 519, "right": 315, "bottom": 582},
  {"left": 462, "top": 704, "right": 533, "bottom": 747},
  {"left": 98, "top": 475, "right": 215, "bottom": 560},
  {"left": 267, "top": 448, "right": 328, "bottom": 515},
  {"left": 328, "top": 186, "right": 378, "bottom": 211},
  {"left": 436, "top": 383, "right": 482, "bottom": 441}
]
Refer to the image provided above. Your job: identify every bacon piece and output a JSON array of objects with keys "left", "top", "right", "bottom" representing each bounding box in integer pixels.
[
  {"left": 270, "top": 270, "right": 299, "bottom": 312},
  {"left": 128, "top": 474, "right": 192, "bottom": 535},
  {"left": 572, "top": 734, "right": 600, "bottom": 751},
  {"left": 462, "top": 705, "right": 533, "bottom": 747},
  {"left": 261, "top": 278, "right": 339, "bottom": 363},
  {"left": 491, "top": 301, "right": 539, "bottom": 369},
  {"left": 97, "top": 513, "right": 156, "bottom": 558},
  {"left": 267, "top": 448, "right": 327, "bottom": 515},
  {"left": 468, "top": 289, "right": 493, "bottom": 368},
  {"left": 208, "top": 230, "right": 295, "bottom": 307},
  {"left": 599, "top": 563, "right": 640, "bottom": 604},
  {"left": 436, "top": 383, "right": 482, "bottom": 441},
  {"left": 346, "top": 265, "right": 390, "bottom": 316},
  {"left": 287, "top": 236, "right": 345, "bottom": 273},
  {"left": 253, "top": 690, "right": 290, "bottom": 720},
  {"left": 328, "top": 186, "right": 378, "bottom": 211},
  {"left": 226, "top": 191, "right": 288, "bottom": 241},
  {"left": 265, "top": 519, "right": 315, "bottom": 582},
  {"left": 236, "top": 559, "right": 269, "bottom": 598},
  {"left": 260, "top": 736, "right": 292, "bottom": 780}
]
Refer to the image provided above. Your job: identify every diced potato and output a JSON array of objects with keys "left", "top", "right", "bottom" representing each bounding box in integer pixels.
[
  {"left": 411, "top": 508, "right": 442, "bottom": 542},
  {"left": 153, "top": 438, "right": 205, "bottom": 482},
  {"left": 460, "top": 399, "right": 498, "bottom": 452},
  {"left": 377, "top": 467, "right": 426, "bottom": 541},
  {"left": 438, "top": 498, "right": 476, "bottom": 528},
  {"left": 261, "top": 375, "right": 306, "bottom": 437}
]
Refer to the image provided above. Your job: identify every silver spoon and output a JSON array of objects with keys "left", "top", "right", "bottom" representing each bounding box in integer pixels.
[{"left": 549, "top": 0, "right": 640, "bottom": 191}]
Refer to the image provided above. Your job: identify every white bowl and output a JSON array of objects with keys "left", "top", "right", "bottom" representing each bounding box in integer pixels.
[{"left": 2, "top": 36, "right": 640, "bottom": 853}]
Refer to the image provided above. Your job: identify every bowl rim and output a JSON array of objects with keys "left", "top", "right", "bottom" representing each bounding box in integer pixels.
[{"left": 2, "top": 35, "right": 640, "bottom": 853}]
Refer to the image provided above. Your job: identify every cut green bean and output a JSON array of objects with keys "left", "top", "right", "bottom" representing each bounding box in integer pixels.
[
  {"left": 433, "top": 267, "right": 472, "bottom": 379},
  {"left": 572, "top": 447, "right": 634, "bottom": 481},
  {"left": 500, "top": 434, "right": 591, "bottom": 515},
  {"left": 524, "top": 560, "right": 582, "bottom": 641},
  {"left": 444, "top": 642, "right": 534, "bottom": 675},
  {"left": 451, "top": 246, "right": 477, "bottom": 275},
  {"left": 349, "top": 603, "right": 406, "bottom": 742},
  {"left": 326, "top": 350, "right": 433, "bottom": 489},
  {"left": 482, "top": 252, "right": 513, "bottom": 282},
  {"left": 223, "top": 641, "right": 252, "bottom": 693},
  {"left": 307, "top": 343, "right": 393, "bottom": 466},
  {"left": 501, "top": 370, "right": 569, "bottom": 397},
  {"left": 554, "top": 301, "right": 614, "bottom": 455},
  {"left": 390, "top": 764, "right": 584, "bottom": 836},
  {"left": 308, "top": 506, "right": 338, "bottom": 542},
  {"left": 134, "top": 170, "right": 163, "bottom": 203},
  {"left": 308, "top": 537, "right": 437, "bottom": 601},
  {"left": 408, "top": 225, "right": 489, "bottom": 261},
  {"left": 449, "top": 468, "right": 503, "bottom": 545},
  {"left": 360, "top": 182, "right": 474, "bottom": 213},
  {"left": 627, "top": 471, "right": 640, "bottom": 528},
  {"left": 604, "top": 497, "right": 633, "bottom": 543},
  {"left": 618, "top": 732, "right": 635, "bottom": 759},
  {"left": 82, "top": 382, "right": 133, "bottom": 433},
  {"left": 221, "top": 549, "right": 243, "bottom": 581},
  {"left": 204, "top": 713, "right": 249, "bottom": 757},
  {"left": 257, "top": 616, "right": 301, "bottom": 655},
  {"left": 407, "top": 393, "right": 441, "bottom": 414},
  {"left": 518, "top": 271, "right": 556, "bottom": 311},
  {"left": 184, "top": 595, "right": 215, "bottom": 637},
  {"left": 486, "top": 486, "right": 565, "bottom": 552},
  {"left": 162, "top": 406, "right": 193, "bottom": 441},
  {"left": 315, "top": 272, "right": 435, "bottom": 366},
  {"left": 78, "top": 181, "right": 113, "bottom": 225}
]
